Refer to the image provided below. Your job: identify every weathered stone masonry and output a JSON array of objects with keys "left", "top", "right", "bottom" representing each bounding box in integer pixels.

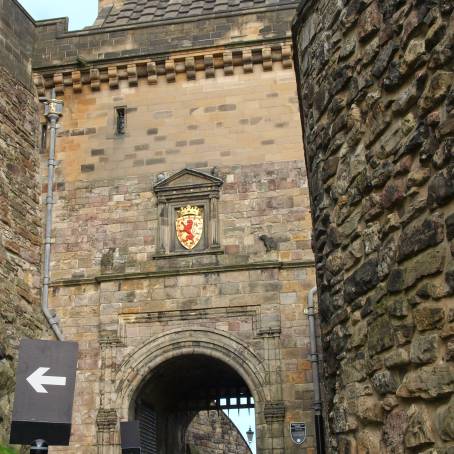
[
  {"left": 0, "top": 0, "right": 49, "bottom": 445},
  {"left": 29, "top": 1, "right": 320, "bottom": 453},
  {"left": 294, "top": 0, "right": 453, "bottom": 452}
]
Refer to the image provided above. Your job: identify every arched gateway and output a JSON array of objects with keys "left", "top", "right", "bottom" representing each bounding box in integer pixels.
[
  {"left": 117, "top": 328, "right": 267, "bottom": 411},
  {"left": 95, "top": 328, "right": 287, "bottom": 453},
  {"left": 116, "top": 328, "right": 266, "bottom": 453}
]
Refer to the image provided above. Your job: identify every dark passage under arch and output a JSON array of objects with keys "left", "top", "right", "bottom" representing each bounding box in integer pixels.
[{"left": 132, "top": 354, "right": 255, "bottom": 454}]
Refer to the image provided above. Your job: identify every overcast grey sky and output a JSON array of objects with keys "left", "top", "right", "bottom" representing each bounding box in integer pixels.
[{"left": 18, "top": 0, "right": 98, "bottom": 30}]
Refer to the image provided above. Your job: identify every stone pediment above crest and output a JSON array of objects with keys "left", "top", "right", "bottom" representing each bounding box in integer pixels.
[
  {"left": 153, "top": 168, "right": 223, "bottom": 256},
  {"left": 154, "top": 168, "right": 223, "bottom": 194}
]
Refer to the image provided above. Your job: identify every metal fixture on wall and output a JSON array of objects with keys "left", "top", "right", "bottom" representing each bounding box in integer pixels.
[
  {"left": 307, "top": 287, "right": 325, "bottom": 454},
  {"left": 40, "top": 89, "right": 64, "bottom": 340}
]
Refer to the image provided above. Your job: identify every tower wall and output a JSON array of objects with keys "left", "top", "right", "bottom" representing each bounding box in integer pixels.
[
  {"left": 294, "top": 0, "right": 454, "bottom": 452},
  {"left": 0, "top": 0, "right": 48, "bottom": 445}
]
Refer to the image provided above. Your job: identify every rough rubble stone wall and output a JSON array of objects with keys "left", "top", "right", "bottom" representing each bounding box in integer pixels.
[
  {"left": 294, "top": 0, "right": 454, "bottom": 452},
  {"left": 186, "top": 410, "right": 251, "bottom": 454},
  {"left": 0, "top": 1, "right": 47, "bottom": 445}
]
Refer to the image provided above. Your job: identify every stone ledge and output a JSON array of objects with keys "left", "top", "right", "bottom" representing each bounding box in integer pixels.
[
  {"left": 49, "top": 259, "right": 315, "bottom": 287},
  {"left": 153, "top": 249, "right": 224, "bottom": 260}
]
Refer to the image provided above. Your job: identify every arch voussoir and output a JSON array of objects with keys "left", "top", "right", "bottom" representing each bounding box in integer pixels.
[{"left": 115, "top": 327, "right": 268, "bottom": 420}]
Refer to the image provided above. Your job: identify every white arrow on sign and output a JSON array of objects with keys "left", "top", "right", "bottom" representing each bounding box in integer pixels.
[{"left": 26, "top": 367, "right": 67, "bottom": 394}]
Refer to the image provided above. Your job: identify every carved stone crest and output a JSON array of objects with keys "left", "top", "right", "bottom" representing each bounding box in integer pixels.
[
  {"left": 176, "top": 205, "right": 203, "bottom": 250},
  {"left": 153, "top": 168, "right": 223, "bottom": 257}
]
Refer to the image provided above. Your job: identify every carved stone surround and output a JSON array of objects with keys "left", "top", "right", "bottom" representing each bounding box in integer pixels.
[{"left": 153, "top": 168, "right": 223, "bottom": 258}]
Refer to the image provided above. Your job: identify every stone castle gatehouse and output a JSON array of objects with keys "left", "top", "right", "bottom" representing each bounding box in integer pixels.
[
  {"left": 1, "top": 0, "right": 318, "bottom": 452},
  {"left": 4, "top": 0, "right": 452, "bottom": 453}
]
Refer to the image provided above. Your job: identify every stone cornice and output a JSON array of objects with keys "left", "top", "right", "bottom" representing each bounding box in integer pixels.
[
  {"left": 49, "top": 259, "right": 314, "bottom": 287},
  {"left": 33, "top": 42, "right": 293, "bottom": 96}
]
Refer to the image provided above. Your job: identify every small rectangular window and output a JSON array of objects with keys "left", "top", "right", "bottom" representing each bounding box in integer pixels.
[
  {"left": 115, "top": 106, "right": 126, "bottom": 135},
  {"left": 40, "top": 124, "right": 47, "bottom": 153}
]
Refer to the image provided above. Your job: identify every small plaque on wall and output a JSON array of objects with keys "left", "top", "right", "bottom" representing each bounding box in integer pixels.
[{"left": 290, "top": 422, "right": 306, "bottom": 445}]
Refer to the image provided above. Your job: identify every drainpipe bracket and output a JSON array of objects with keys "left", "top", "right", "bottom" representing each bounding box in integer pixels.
[{"left": 304, "top": 307, "right": 319, "bottom": 315}]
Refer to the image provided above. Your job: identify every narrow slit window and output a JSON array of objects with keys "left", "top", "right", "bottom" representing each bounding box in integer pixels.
[
  {"left": 40, "top": 124, "right": 47, "bottom": 153},
  {"left": 115, "top": 107, "right": 126, "bottom": 135}
]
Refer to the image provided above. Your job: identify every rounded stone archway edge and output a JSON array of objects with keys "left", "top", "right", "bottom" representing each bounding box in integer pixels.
[{"left": 115, "top": 326, "right": 269, "bottom": 420}]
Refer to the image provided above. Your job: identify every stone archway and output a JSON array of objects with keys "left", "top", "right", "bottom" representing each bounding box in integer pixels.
[{"left": 114, "top": 327, "right": 273, "bottom": 453}]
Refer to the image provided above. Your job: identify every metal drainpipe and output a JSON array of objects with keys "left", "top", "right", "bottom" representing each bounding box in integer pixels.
[
  {"left": 40, "top": 89, "right": 64, "bottom": 340},
  {"left": 307, "top": 286, "right": 325, "bottom": 454}
]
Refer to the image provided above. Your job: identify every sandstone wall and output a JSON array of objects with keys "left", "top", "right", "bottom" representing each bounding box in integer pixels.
[
  {"left": 48, "top": 161, "right": 316, "bottom": 453},
  {"left": 186, "top": 410, "right": 252, "bottom": 454},
  {"left": 0, "top": 1, "right": 47, "bottom": 445},
  {"left": 42, "top": 47, "right": 317, "bottom": 453},
  {"left": 294, "top": 0, "right": 454, "bottom": 452},
  {"left": 46, "top": 67, "right": 306, "bottom": 282}
]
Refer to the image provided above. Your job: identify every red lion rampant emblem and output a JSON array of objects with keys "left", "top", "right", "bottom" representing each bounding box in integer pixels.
[
  {"left": 179, "top": 219, "right": 194, "bottom": 242},
  {"left": 176, "top": 206, "right": 203, "bottom": 250}
]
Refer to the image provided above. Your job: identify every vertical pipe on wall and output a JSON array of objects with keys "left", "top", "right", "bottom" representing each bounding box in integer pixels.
[
  {"left": 292, "top": 9, "right": 327, "bottom": 452},
  {"left": 307, "top": 287, "right": 325, "bottom": 454},
  {"left": 40, "top": 89, "right": 64, "bottom": 341}
]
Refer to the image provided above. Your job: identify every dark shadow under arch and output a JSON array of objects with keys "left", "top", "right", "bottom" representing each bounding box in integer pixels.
[{"left": 132, "top": 354, "right": 255, "bottom": 454}]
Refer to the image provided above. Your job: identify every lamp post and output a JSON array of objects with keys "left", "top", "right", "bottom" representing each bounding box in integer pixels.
[
  {"left": 30, "top": 439, "right": 48, "bottom": 454},
  {"left": 246, "top": 426, "right": 254, "bottom": 445}
]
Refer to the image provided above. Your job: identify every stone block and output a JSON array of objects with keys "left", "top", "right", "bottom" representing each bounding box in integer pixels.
[
  {"left": 358, "top": 2, "right": 382, "bottom": 42},
  {"left": 418, "top": 71, "right": 453, "bottom": 113},
  {"left": 437, "top": 395, "right": 454, "bottom": 441},
  {"left": 405, "top": 405, "right": 435, "bottom": 449},
  {"left": 372, "top": 40, "right": 397, "bottom": 78},
  {"left": 372, "top": 369, "right": 401, "bottom": 395},
  {"left": 388, "top": 246, "right": 445, "bottom": 292},
  {"left": 410, "top": 334, "right": 438, "bottom": 364},
  {"left": 447, "top": 339, "right": 454, "bottom": 362},
  {"left": 414, "top": 305, "right": 445, "bottom": 331},
  {"left": 383, "top": 408, "right": 407, "bottom": 453},
  {"left": 397, "top": 364, "right": 454, "bottom": 399},
  {"left": 397, "top": 216, "right": 444, "bottom": 262},
  {"left": 368, "top": 315, "right": 394, "bottom": 355},
  {"left": 427, "top": 165, "right": 454, "bottom": 208},
  {"left": 384, "top": 348, "right": 410, "bottom": 368},
  {"left": 356, "top": 396, "right": 384, "bottom": 423},
  {"left": 344, "top": 258, "right": 380, "bottom": 304}
]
